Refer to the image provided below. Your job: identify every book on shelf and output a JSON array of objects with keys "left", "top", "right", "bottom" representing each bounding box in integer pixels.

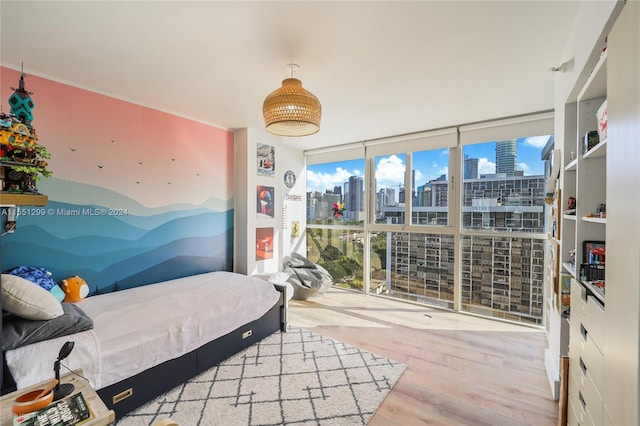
[
  {"left": 13, "top": 392, "right": 93, "bottom": 426},
  {"left": 580, "top": 263, "right": 605, "bottom": 281}
]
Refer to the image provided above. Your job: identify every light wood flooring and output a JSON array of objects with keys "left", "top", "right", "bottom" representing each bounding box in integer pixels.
[{"left": 287, "top": 287, "right": 558, "bottom": 426}]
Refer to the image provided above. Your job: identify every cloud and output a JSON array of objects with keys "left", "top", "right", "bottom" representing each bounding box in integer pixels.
[
  {"left": 375, "top": 155, "right": 406, "bottom": 189},
  {"left": 523, "top": 135, "right": 550, "bottom": 148},
  {"left": 478, "top": 157, "right": 496, "bottom": 175},
  {"left": 307, "top": 166, "right": 359, "bottom": 192},
  {"left": 518, "top": 162, "right": 532, "bottom": 174}
]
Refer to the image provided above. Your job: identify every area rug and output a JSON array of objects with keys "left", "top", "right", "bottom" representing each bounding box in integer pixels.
[{"left": 115, "top": 326, "right": 406, "bottom": 426}]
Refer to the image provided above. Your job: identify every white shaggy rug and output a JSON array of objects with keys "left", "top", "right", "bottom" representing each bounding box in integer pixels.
[{"left": 115, "top": 326, "right": 406, "bottom": 425}]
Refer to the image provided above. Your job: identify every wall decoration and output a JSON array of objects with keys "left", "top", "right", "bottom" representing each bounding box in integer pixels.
[
  {"left": 0, "top": 66, "right": 234, "bottom": 293},
  {"left": 560, "top": 273, "right": 571, "bottom": 316},
  {"left": 257, "top": 143, "right": 275, "bottom": 176},
  {"left": 256, "top": 227, "right": 274, "bottom": 260},
  {"left": 282, "top": 203, "right": 288, "bottom": 229},
  {"left": 291, "top": 221, "right": 300, "bottom": 238},
  {"left": 0, "top": 72, "right": 53, "bottom": 196},
  {"left": 551, "top": 189, "right": 561, "bottom": 240},
  {"left": 284, "top": 170, "right": 296, "bottom": 188},
  {"left": 256, "top": 185, "right": 274, "bottom": 218},
  {"left": 582, "top": 240, "right": 606, "bottom": 263},
  {"left": 549, "top": 239, "right": 560, "bottom": 295},
  {"left": 285, "top": 194, "right": 303, "bottom": 201}
]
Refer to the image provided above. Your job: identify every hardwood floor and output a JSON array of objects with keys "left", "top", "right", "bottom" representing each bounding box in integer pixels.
[{"left": 287, "top": 287, "right": 558, "bottom": 426}]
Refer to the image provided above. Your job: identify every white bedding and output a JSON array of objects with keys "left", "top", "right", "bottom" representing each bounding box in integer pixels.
[{"left": 6, "top": 271, "right": 280, "bottom": 390}]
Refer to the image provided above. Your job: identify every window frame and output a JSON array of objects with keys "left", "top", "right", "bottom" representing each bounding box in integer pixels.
[
  {"left": 365, "top": 127, "right": 458, "bottom": 234},
  {"left": 304, "top": 111, "right": 554, "bottom": 322}
]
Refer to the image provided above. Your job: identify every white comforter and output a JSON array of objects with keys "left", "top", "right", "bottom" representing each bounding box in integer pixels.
[{"left": 6, "top": 271, "right": 280, "bottom": 390}]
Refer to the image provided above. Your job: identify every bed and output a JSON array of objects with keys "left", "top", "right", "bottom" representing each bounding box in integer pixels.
[{"left": 1, "top": 271, "right": 286, "bottom": 419}]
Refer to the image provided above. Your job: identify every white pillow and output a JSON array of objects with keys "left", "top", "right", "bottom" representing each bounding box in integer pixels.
[{"left": 1, "top": 274, "right": 64, "bottom": 320}]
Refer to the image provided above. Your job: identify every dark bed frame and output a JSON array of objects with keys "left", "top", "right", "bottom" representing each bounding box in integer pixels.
[{"left": 2, "top": 284, "right": 287, "bottom": 420}]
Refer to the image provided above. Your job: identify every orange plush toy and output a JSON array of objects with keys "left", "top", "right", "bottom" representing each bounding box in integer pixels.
[{"left": 60, "top": 276, "right": 90, "bottom": 303}]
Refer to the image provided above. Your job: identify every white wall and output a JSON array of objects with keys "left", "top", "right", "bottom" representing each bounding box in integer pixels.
[
  {"left": 603, "top": 2, "right": 640, "bottom": 424},
  {"left": 234, "top": 128, "right": 306, "bottom": 276}
]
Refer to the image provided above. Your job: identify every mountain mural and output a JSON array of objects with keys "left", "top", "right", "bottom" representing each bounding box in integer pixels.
[
  {"left": 2, "top": 185, "right": 233, "bottom": 292},
  {"left": 0, "top": 68, "right": 235, "bottom": 294}
]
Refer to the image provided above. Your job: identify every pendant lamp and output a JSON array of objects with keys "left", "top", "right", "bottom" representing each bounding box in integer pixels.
[{"left": 263, "top": 64, "right": 321, "bottom": 137}]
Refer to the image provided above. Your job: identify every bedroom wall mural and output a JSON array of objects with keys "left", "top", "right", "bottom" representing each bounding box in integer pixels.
[{"left": 0, "top": 67, "right": 234, "bottom": 293}]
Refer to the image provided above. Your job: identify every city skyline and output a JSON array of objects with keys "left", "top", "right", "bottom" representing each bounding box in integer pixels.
[{"left": 306, "top": 136, "right": 551, "bottom": 193}]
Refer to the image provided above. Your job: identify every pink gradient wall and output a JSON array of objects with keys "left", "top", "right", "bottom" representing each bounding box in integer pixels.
[
  {"left": 1, "top": 66, "right": 236, "bottom": 290},
  {"left": 1, "top": 67, "right": 233, "bottom": 208}
]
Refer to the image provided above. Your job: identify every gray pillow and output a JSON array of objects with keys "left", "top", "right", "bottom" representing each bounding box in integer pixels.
[{"left": 2, "top": 302, "right": 93, "bottom": 350}]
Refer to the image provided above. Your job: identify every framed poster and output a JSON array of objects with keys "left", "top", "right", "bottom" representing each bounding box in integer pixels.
[
  {"left": 256, "top": 185, "right": 274, "bottom": 218},
  {"left": 560, "top": 273, "right": 571, "bottom": 315},
  {"left": 548, "top": 240, "right": 560, "bottom": 295},
  {"left": 257, "top": 143, "right": 275, "bottom": 176},
  {"left": 256, "top": 227, "right": 274, "bottom": 260},
  {"left": 552, "top": 189, "right": 561, "bottom": 240},
  {"left": 291, "top": 221, "right": 300, "bottom": 238},
  {"left": 582, "top": 240, "right": 605, "bottom": 263}
]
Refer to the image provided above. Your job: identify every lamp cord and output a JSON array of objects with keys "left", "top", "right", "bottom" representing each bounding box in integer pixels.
[{"left": 59, "top": 361, "right": 90, "bottom": 383}]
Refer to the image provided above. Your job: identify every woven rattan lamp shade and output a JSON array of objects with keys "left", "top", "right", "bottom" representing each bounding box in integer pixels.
[{"left": 263, "top": 77, "right": 321, "bottom": 137}]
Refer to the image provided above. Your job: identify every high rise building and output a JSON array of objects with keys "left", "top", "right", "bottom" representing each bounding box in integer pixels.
[
  {"left": 460, "top": 235, "right": 544, "bottom": 322},
  {"left": 379, "top": 172, "right": 546, "bottom": 323},
  {"left": 347, "top": 176, "right": 364, "bottom": 213},
  {"left": 410, "top": 170, "right": 417, "bottom": 206},
  {"left": 464, "top": 155, "right": 479, "bottom": 179},
  {"left": 496, "top": 140, "right": 517, "bottom": 176},
  {"left": 416, "top": 184, "right": 432, "bottom": 207},
  {"left": 307, "top": 190, "right": 340, "bottom": 220},
  {"left": 376, "top": 187, "right": 395, "bottom": 212},
  {"left": 333, "top": 185, "right": 342, "bottom": 202}
]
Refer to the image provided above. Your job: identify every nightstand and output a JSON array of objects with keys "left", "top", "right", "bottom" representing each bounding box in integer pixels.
[{"left": 0, "top": 369, "right": 115, "bottom": 426}]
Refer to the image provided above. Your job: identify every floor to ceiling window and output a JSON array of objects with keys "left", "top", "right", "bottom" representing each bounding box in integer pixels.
[
  {"left": 305, "top": 112, "right": 553, "bottom": 325},
  {"left": 306, "top": 152, "right": 365, "bottom": 290},
  {"left": 368, "top": 135, "right": 456, "bottom": 308},
  {"left": 458, "top": 115, "right": 553, "bottom": 325}
]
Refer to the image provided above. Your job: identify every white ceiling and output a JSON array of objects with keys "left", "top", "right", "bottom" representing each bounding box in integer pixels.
[{"left": 1, "top": 1, "right": 579, "bottom": 151}]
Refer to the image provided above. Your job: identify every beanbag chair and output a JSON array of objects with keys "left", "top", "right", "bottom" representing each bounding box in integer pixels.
[{"left": 283, "top": 253, "right": 333, "bottom": 300}]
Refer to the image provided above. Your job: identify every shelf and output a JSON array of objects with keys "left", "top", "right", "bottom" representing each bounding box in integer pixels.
[
  {"left": 564, "top": 158, "right": 578, "bottom": 171},
  {"left": 562, "top": 262, "right": 576, "bottom": 278},
  {"left": 583, "top": 138, "right": 607, "bottom": 159},
  {"left": 580, "top": 279, "right": 606, "bottom": 305},
  {"left": 0, "top": 193, "right": 48, "bottom": 206},
  {"left": 582, "top": 217, "right": 606, "bottom": 224},
  {"left": 578, "top": 50, "right": 607, "bottom": 101},
  {"left": 563, "top": 214, "right": 577, "bottom": 221}
]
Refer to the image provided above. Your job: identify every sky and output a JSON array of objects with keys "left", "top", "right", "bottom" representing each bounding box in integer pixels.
[{"left": 306, "top": 136, "right": 552, "bottom": 193}]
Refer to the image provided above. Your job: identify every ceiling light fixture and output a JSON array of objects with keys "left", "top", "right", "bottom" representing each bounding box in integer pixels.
[{"left": 263, "top": 64, "right": 321, "bottom": 137}]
